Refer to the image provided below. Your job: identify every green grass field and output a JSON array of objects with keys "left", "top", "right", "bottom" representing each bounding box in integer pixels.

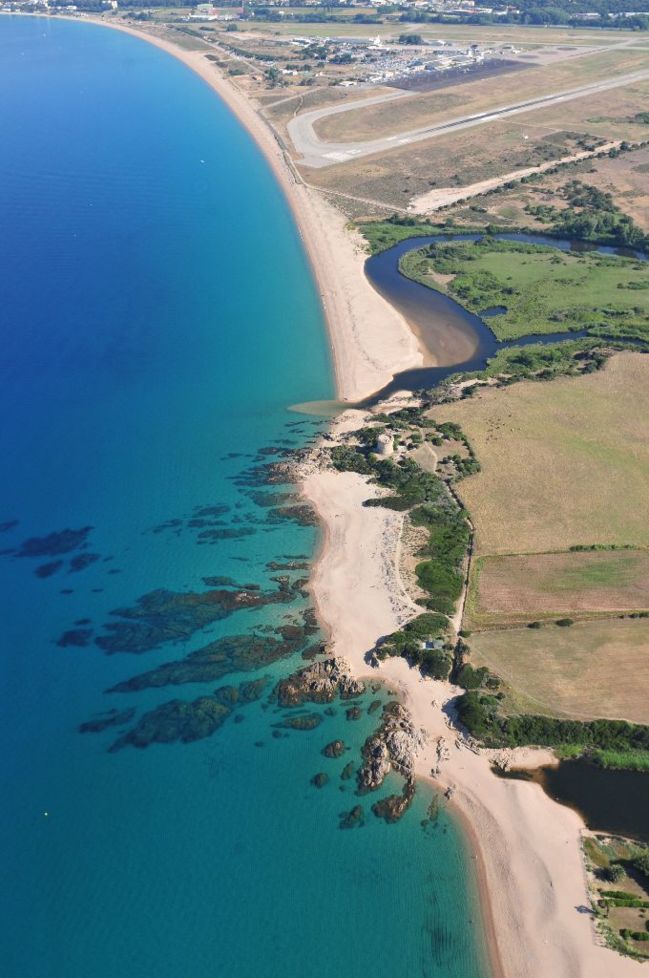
[{"left": 401, "top": 239, "right": 649, "bottom": 340}]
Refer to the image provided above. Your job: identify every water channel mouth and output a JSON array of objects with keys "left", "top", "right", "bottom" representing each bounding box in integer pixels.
[
  {"left": 497, "top": 759, "right": 649, "bottom": 843},
  {"left": 361, "top": 232, "right": 646, "bottom": 406}
]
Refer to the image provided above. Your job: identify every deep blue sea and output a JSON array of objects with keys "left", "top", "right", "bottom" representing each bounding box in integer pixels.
[{"left": 0, "top": 16, "right": 490, "bottom": 978}]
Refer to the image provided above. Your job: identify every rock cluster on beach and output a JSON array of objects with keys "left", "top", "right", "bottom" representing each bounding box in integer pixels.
[
  {"left": 274, "top": 656, "right": 365, "bottom": 707},
  {"left": 357, "top": 702, "right": 425, "bottom": 821},
  {"left": 358, "top": 702, "right": 424, "bottom": 791}
]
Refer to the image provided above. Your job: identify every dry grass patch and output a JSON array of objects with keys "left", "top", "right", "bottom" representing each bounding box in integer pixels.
[
  {"left": 432, "top": 353, "right": 649, "bottom": 555},
  {"left": 467, "top": 550, "right": 649, "bottom": 627},
  {"left": 470, "top": 618, "right": 649, "bottom": 723},
  {"left": 306, "top": 122, "right": 588, "bottom": 207}
]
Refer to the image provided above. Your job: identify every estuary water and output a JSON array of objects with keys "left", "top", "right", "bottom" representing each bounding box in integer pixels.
[{"left": 0, "top": 17, "right": 490, "bottom": 978}]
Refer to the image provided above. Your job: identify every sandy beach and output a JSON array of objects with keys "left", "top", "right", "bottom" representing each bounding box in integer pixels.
[
  {"left": 44, "top": 14, "right": 644, "bottom": 977},
  {"left": 303, "top": 425, "right": 647, "bottom": 978}
]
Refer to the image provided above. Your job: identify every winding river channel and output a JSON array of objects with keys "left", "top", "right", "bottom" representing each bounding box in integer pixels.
[
  {"left": 366, "top": 230, "right": 649, "bottom": 840},
  {"left": 363, "top": 232, "right": 646, "bottom": 404}
]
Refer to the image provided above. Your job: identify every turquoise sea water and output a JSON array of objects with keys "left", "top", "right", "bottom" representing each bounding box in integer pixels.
[{"left": 0, "top": 17, "right": 490, "bottom": 978}]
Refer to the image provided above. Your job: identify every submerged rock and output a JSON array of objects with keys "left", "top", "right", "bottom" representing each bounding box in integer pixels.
[
  {"left": 15, "top": 526, "right": 93, "bottom": 558},
  {"left": 323, "top": 740, "right": 346, "bottom": 759},
  {"left": 107, "top": 633, "right": 306, "bottom": 693},
  {"left": 275, "top": 657, "right": 365, "bottom": 708},
  {"left": 35, "top": 560, "right": 63, "bottom": 578},
  {"left": 341, "top": 761, "right": 356, "bottom": 781},
  {"left": 345, "top": 706, "right": 362, "bottom": 721},
  {"left": 311, "top": 772, "right": 329, "bottom": 788},
  {"left": 69, "top": 553, "right": 100, "bottom": 573},
  {"left": 277, "top": 712, "right": 322, "bottom": 731},
  {"left": 108, "top": 676, "right": 266, "bottom": 751},
  {"left": 79, "top": 708, "right": 136, "bottom": 734},
  {"left": 57, "top": 628, "right": 93, "bottom": 648},
  {"left": 339, "top": 805, "right": 365, "bottom": 830},
  {"left": 95, "top": 585, "right": 294, "bottom": 655},
  {"left": 110, "top": 696, "right": 231, "bottom": 751}
]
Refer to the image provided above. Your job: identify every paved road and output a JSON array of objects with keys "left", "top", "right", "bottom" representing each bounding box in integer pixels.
[{"left": 287, "top": 68, "right": 649, "bottom": 168}]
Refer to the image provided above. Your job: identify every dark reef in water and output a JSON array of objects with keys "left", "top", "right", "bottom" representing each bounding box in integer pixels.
[
  {"left": 339, "top": 805, "right": 365, "bottom": 830},
  {"left": 57, "top": 628, "right": 93, "bottom": 648},
  {"left": 109, "top": 677, "right": 269, "bottom": 751},
  {"left": 79, "top": 707, "right": 136, "bottom": 733},
  {"left": 311, "top": 772, "right": 329, "bottom": 788},
  {"left": 0, "top": 519, "right": 18, "bottom": 533},
  {"left": 69, "top": 553, "right": 100, "bottom": 573},
  {"left": 110, "top": 697, "right": 231, "bottom": 751},
  {"left": 95, "top": 585, "right": 296, "bottom": 655},
  {"left": 266, "top": 560, "right": 310, "bottom": 572},
  {"left": 371, "top": 781, "right": 416, "bottom": 824},
  {"left": 36, "top": 560, "right": 64, "bottom": 578},
  {"left": 14, "top": 526, "right": 93, "bottom": 558},
  {"left": 323, "top": 740, "right": 347, "bottom": 759},
  {"left": 108, "top": 629, "right": 318, "bottom": 693},
  {"left": 266, "top": 504, "right": 318, "bottom": 527},
  {"left": 276, "top": 712, "right": 323, "bottom": 731}
]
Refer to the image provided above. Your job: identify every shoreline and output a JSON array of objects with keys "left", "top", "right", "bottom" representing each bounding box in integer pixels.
[
  {"left": 300, "top": 420, "right": 648, "bottom": 978},
  {"left": 18, "top": 14, "right": 640, "bottom": 978},
  {"left": 42, "top": 23, "right": 502, "bottom": 976},
  {"left": 38, "top": 12, "right": 422, "bottom": 405}
]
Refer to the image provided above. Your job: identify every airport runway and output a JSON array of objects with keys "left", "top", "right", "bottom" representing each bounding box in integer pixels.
[{"left": 287, "top": 68, "right": 649, "bottom": 168}]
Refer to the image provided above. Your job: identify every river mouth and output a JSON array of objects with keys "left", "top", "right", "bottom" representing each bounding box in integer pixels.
[
  {"left": 497, "top": 759, "right": 649, "bottom": 843},
  {"left": 362, "top": 232, "right": 646, "bottom": 406}
]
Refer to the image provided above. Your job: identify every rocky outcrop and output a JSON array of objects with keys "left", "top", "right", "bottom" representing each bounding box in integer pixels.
[
  {"left": 275, "top": 657, "right": 365, "bottom": 708},
  {"left": 358, "top": 702, "right": 425, "bottom": 793},
  {"left": 371, "top": 780, "right": 416, "bottom": 823},
  {"left": 339, "top": 805, "right": 365, "bottom": 830},
  {"left": 323, "top": 739, "right": 347, "bottom": 759}
]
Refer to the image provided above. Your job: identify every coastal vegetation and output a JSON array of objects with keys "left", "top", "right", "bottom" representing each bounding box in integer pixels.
[
  {"left": 456, "top": 689, "right": 649, "bottom": 754},
  {"left": 330, "top": 414, "right": 473, "bottom": 668},
  {"left": 524, "top": 179, "right": 648, "bottom": 250},
  {"left": 584, "top": 836, "right": 649, "bottom": 960}
]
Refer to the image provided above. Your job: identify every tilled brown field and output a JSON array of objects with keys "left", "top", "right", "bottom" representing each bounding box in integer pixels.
[{"left": 468, "top": 550, "right": 649, "bottom": 626}]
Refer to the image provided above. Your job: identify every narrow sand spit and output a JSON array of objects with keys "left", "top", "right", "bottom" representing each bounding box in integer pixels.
[{"left": 302, "top": 416, "right": 646, "bottom": 978}]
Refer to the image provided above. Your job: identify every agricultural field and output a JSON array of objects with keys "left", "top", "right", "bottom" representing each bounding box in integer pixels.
[
  {"left": 431, "top": 352, "right": 649, "bottom": 555},
  {"left": 469, "top": 618, "right": 649, "bottom": 724},
  {"left": 400, "top": 238, "right": 649, "bottom": 340},
  {"left": 467, "top": 550, "right": 649, "bottom": 627}
]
